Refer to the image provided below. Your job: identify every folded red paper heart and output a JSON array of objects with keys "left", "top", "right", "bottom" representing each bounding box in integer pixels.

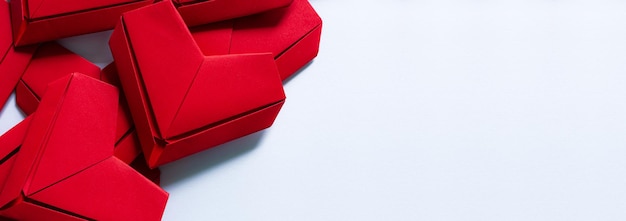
[
  {"left": 110, "top": 1, "right": 287, "bottom": 168},
  {"left": 0, "top": 0, "right": 322, "bottom": 219},
  {"left": 9, "top": 0, "right": 302, "bottom": 46},
  {"left": 9, "top": 0, "right": 155, "bottom": 46},
  {"left": 190, "top": 0, "right": 322, "bottom": 80},
  {"left": 0, "top": 73, "right": 168, "bottom": 221},
  {"left": 14, "top": 42, "right": 159, "bottom": 182}
]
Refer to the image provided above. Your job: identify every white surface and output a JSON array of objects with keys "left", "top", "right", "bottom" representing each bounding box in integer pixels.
[{"left": 3, "top": 0, "right": 626, "bottom": 220}]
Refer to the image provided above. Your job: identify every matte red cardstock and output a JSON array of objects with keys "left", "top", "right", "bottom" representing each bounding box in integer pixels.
[
  {"left": 14, "top": 43, "right": 143, "bottom": 166},
  {"left": 110, "top": 1, "right": 286, "bottom": 168},
  {"left": 176, "top": 0, "right": 293, "bottom": 27},
  {"left": 0, "top": 73, "right": 168, "bottom": 221},
  {"left": 100, "top": 62, "right": 147, "bottom": 165},
  {"left": 190, "top": 0, "right": 322, "bottom": 80},
  {"left": 12, "top": 46, "right": 159, "bottom": 183},
  {"left": 15, "top": 42, "right": 101, "bottom": 115},
  {"left": 0, "top": 0, "right": 36, "bottom": 109},
  {"left": 0, "top": 117, "right": 32, "bottom": 196},
  {"left": 101, "top": 63, "right": 160, "bottom": 184},
  {"left": 9, "top": 0, "right": 155, "bottom": 46}
]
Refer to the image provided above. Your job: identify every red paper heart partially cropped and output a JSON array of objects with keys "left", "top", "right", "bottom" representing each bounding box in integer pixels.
[
  {"left": 0, "top": 73, "right": 167, "bottom": 220},
  {"left": 109, "top": 1, "right": 286, "bottom": 168},
  {"left": 15, "top": 42, "right": 101, "bottom": 115},
  {"left": 9, "top": 0, "right": 154, "bottom": 45},
  {"left": 13, "top": 43, "right": 159, "bottom": 181},
  {"left": 190, "top": 0, "right": 322, "bottom": 80}
]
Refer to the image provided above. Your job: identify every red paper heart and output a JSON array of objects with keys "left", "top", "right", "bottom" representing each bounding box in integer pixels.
[
  {"left": 14, "top": 43, "right": 160, "bottom": 182},
  {"left": 9, "top": 0, "right": 154, "bottom": 45},
  {"left": 0, "top": 73, "right": 167, "bottom": 220},
  {"left": 109, "top": 1, "right": 286, "bottom": 168}
]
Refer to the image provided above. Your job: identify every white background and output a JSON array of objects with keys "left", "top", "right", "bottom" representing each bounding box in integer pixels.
[{"left": 3, "top": 0, "right": 626, "bottom": 220}]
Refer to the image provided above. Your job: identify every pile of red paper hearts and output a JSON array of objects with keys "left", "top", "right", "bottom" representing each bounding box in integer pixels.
[{"left": 0, "top": 0, "right": 321, "bottom": 219}]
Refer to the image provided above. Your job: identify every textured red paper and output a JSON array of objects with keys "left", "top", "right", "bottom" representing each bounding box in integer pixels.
[
  {"left": 15, "top": 42, "right": 101, "bottom": 115},
  {"left": 0, "top": 0, "right": 36, "bottom": 109},
  {"left": 9, "top": 0, "right": 154, "bottom": 46},
  {"left": 100, "top": 63, "right": 144, "bottom": 165},
  {"left": 0, "top": 117, "right": 32, "bottom": 195},
  {"left": 176, "top": 0, "right": 293, "bottom": 26},
  {"left": 0, "top": 73, "right": 168, "bottom": 220},
  {"left": 190, "top": 0, "right": 322, "bottom": 80},
  {"left": 102, "top": 63, "right": 161, "bottom": 184},
  {"left": 13, "top": 47, "right": 160, "bottom": 182},
  {"left": 14, "top": 43, "right": 143, "bottom": 164},
  {"left": 110, "top": 1, "right": 286, "bottom": 168}
]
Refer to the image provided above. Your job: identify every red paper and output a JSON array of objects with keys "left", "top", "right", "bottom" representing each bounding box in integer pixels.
[
  {"left": 0, "top": 0, "right": 36, "bottom": 109},
  {"left": 109, "top": 1, "right": 286, "bottom": 168},
  {"left": 0, "top": 73, "right": 168, "bottom": 220},
  {"left": 16, "top": 42, "right": 101, "bottom": 115},
  {"left": 13, "top": 47, "right": 162, "bottom": 184},
  {"left": 0, "top": 117, "right": 32, "bottom": 194},
  {"left": 176, "top": 0, "right": 293, "bottom": 26},
  {"left": 190, "top": 0, "right": 322, "bottom": 80},
  {"left": 102, "top": 63, "right": 161, "bottom": 184},
  {"left": 9, "top": 0, "right": 154, "bottom": 46},
  {"left": 14, "top": 43, "right": 144, "bottom": 164}
]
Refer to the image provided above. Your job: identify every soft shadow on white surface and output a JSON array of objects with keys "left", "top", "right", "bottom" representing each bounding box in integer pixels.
[{"left": 160, "top": 131, "right": 267, "bottom": 188}]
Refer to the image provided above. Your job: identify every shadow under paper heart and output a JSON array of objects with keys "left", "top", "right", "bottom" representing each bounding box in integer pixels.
[{"left": 159, "top": 130, "right": 266, "bottom": 187}]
